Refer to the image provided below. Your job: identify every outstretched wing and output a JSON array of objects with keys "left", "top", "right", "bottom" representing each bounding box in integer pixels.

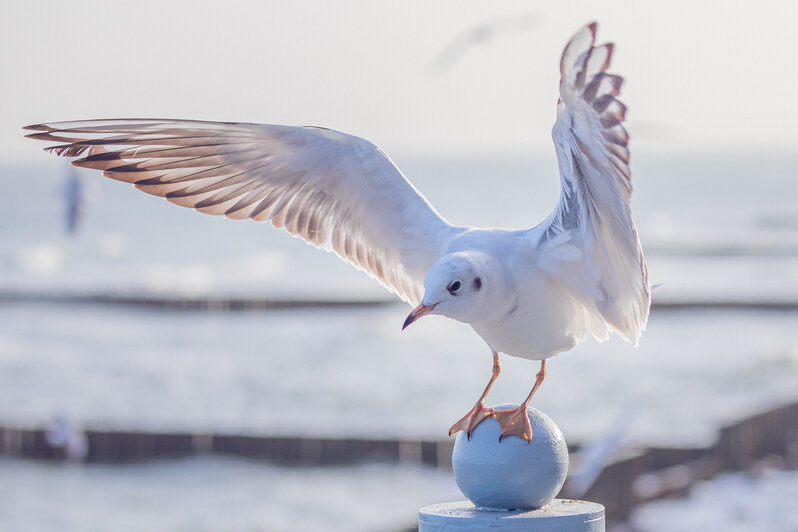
[
  {"left": 537, "top": 23, "right": 650, "bottom": 344},
  {"left": 25, "top": 119, "right": 458, "bottom": 303}
]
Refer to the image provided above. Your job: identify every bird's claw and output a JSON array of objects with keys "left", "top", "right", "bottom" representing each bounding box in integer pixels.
[
  {"left": 492, "top": 406, "right": 533, "bottom": 443},
  {"left": 449, "top": 402, "right": 494, "bottom": 439}
]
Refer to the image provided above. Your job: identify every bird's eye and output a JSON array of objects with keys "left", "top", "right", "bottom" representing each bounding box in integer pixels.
[{"left": 447, "top": 280, "right": 462, "bottom": 295}]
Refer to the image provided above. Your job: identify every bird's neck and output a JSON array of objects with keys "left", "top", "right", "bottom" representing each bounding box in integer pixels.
[{"left": 471, "top": 254, "right": 518, "bottom": 323}]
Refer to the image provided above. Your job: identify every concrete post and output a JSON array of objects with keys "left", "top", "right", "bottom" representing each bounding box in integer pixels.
[
  {"left": 419, "top": 499, "right": 605, "bottom": 531},
  {"left": 420, "top": 404, "right": 605, "bottom": 531}
]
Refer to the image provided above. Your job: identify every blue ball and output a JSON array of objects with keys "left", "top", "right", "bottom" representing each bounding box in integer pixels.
[{"left": 451, "top": 404, "right": 569, "bottom": 510}]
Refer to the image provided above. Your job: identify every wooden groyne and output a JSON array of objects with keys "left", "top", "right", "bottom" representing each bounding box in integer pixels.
[
  {"left": 2, "top": 400, "right": 797, "bottom": 522},
  {"left": 0, "top": 428, "right": 454, "bottom": 469},
  {"left": 0, "top": 291, "right": 392, "bottom": 311},
  {"left": 2, "top": 291, "right": 797, "bottom": 312},
  {"left": 579, "top": 400, "right": 798, "bottom": 522}
]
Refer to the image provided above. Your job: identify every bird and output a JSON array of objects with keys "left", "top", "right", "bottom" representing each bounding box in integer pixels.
[
  {"left": 24, "top": 22, "right": 649, "bottom": 443},
  {"left": 429, "top": 12, "right": 540, "bottom": 73}
]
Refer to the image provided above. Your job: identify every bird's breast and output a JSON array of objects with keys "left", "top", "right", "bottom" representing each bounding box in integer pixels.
[{"left": 470, "top": 272, "right": 583, "bottom": 361}]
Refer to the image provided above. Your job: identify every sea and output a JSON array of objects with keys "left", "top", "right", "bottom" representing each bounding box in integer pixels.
[{"left": 1, "top": 153, "right": 797, "bottom": 530}]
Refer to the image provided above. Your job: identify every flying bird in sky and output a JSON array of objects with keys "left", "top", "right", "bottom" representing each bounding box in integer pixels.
[
  {"left": 24, "top": 22, "right": 649, "bottom": 442},
  {"left": 429, "top": 12, "right": 540, "bottom": 73}
]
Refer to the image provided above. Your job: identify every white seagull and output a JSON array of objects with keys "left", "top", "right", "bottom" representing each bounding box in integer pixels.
[{"left": 24, "top": 23, "right": 649, "bottom": 442}]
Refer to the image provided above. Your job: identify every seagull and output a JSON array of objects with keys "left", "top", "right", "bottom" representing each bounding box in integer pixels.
[
  {"left": 24, "top": 22, "right": 649, "bottom": 443},
  {"left": 429, "top": 12, "right": 540, "bottom": 73}
]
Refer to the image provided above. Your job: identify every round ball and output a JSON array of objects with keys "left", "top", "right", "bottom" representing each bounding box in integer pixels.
[{"left": 451, "top": 404, "right": 569, "bottom": 510}]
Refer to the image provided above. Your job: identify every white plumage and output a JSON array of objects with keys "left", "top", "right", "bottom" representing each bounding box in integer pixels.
[
  {"left": 25, "top": 23, "right": 649, "bottom": 441},
  {"left": 26, "top": 120, "right": 456, "bottom": 304}
]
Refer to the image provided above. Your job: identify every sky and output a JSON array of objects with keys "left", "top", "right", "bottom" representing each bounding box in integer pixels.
[{"left": 2, "top": 1, "right": 797, "bottom": 164}]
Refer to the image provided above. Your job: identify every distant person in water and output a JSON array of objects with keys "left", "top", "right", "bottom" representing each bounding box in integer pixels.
[
  {"left": 63, "top": 165, "right": 84, "bottom": 235},
  {"left": 45, "top": 415, "right": 89, "bottom": 462}
]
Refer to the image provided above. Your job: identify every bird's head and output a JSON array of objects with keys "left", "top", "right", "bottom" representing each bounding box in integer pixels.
[{"left": 402, "top": 251, "right": 507, "bottom": 329}]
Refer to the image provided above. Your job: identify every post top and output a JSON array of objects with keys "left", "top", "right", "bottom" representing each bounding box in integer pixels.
[
  {"left": 452, "top": 405, "right": 569, "bottom": 509},
  {"left": 419, "top": 499, "right": 605, "bottom": 531}
]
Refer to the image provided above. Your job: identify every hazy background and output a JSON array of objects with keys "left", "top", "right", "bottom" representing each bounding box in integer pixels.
[
  {"left": 3, "top": 0, "right": 798, "bottom": 162},
  {"left": 2, "top": 2, "right": 798, "bottom": 531}
]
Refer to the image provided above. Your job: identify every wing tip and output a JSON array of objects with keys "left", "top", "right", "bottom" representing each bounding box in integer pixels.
[
  {"left": 23, "top": 123, "right": 51, "bottom": 132},
  {"left": 560, "top": 22, "right": 628, "bottom": 119},
  {"left": 561, "top": 22, "right": 598, "bottom": 75},
  {"left": 24, "top": 132, "right": 53, "bottom": 142}
]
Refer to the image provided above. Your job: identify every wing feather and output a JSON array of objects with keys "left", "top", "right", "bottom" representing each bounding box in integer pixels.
[
  {"left": 25, "top": 119, "right": 458, "bottom": 303},
  {"left": 538, "top": 23, "right": 650, "bottom": 345}
]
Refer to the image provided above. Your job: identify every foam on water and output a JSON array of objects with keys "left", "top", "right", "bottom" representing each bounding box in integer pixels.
[{"left": 631, "top": 468, "right": 798, "bottom": 532}]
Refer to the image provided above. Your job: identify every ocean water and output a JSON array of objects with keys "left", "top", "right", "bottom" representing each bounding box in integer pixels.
[
  {"left": 2, "top": 154, "right": 798, "bottom": 529},
  {"left": 0, "top": 457, "right": 460, "bottom": 532},
  {"left": 630, "top": 467, "right": 798, "bottom": 532},
  {"left": 2, "top": 154, "right": 798, "bottom": 302},
  {"left": 2, "top": 302, "right": 798, "bottom": 448}
]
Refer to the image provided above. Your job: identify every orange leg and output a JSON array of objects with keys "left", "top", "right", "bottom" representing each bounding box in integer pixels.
[
  {"left": 449, "top": 352, "right": 501, "bottom": 439},
  {"left": 492, "top": 360, "right": 546, "bottom": 443}
]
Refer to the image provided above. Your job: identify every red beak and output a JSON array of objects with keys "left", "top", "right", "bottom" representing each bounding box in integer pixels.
[{"left": 402, "top": 302, "right": 437, "bottom": 330}]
